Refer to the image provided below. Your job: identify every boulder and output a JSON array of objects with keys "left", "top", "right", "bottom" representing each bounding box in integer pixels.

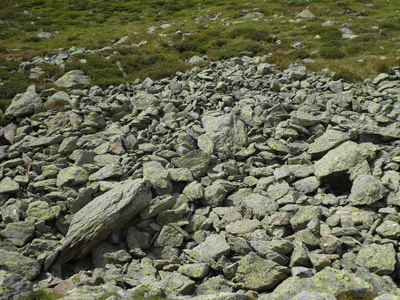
[
  {"left": 0, "top": 249, "right": 41, "bottom": 280},
  {"left": 61, "top": 179, "right": 152, "bottom": 261},
  {"left": 4, "top": 85, "right": 42, "bottom": 119},
  {"left": 55, "top": 70, "right": 90, "bottom": 89}
]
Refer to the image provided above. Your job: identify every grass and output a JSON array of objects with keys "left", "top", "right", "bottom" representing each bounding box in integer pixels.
[{"left": 0, "top": 0, "right": 400, "bottom": 115}]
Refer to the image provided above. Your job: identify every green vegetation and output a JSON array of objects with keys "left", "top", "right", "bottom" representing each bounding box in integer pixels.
[
  {"left": 0, "top": 0, "right": 399, "bottom": 112},
  {"left": 21, "top": 290, "right": 62, "bottom": 300}
]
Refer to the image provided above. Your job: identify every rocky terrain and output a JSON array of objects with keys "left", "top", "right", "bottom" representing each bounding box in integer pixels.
[{"left": 1, "top": 55, "right": 400, "bottom": 299}]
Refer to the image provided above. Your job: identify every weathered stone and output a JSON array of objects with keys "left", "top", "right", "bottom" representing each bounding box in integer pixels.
[
  {"left": 226, "top": 219, "right": 261, "bottom": 235},
  {"left": 376, "top": 220, "right": 400, "bottom": 239},
  {"left": 143, "top": 161, "right": 173, "bottom": 195},
  {"left": 202, "top": 183, "right": 228, "bottom": 208},
  {"left": 348, "top": 174, "right": 387, "bottom": 205},
  {"left": 172, "top": 151, "right": 212, "bottom": 178},
  {"left": 57, "top": 166, "right": 89, "bottom": 187},
  {"left": 61, "top": 179, "right": 152, "bottom": 261},
  {"left": 233, "top": 252, "right": 289, "bottom": 291},
  {"left": 290, "top": 206, "right": 322, "bottom": 231},
  {"left": 241, "top": 193, "right": 279, "bottom": 218},
  {"left": 1, "top": 220, "right": 35, "bottom": 246},
  {"left": 160, "top": 271, "right": 196, "bottom": 296},
  {"left": 88, "top": 164, "right": 124, "bottom": 181},
  {"left": 55, "top": 70, "right": 90, "bottom": 89},
  {"left": 0, "top": 270, "right": 34, "bottom": 299},
  {"left": 178, "top": 263, "right": 210, "bottom": 279},
  {"left": 186, "top": 234, "right": 230, "bottom": 263},
  {"left": 356, "top": 243, "right": 396, "bottom": 275},
  {"left": 0, "top": 177, "right": 19, "bottom": 194},
  {"left": 183, "top": 181, "right": 204, "bottom": 201},
  {"left": 0, "top": 249, "right": 41, "bottom": 280},
  {"left": 153, "top": 225, "right": 185, "bottom": 247},
  {"left": 4, "top": 85, "right": 42, "bottom": 119}
]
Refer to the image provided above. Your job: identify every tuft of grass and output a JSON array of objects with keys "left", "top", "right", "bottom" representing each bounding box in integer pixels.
[
  {"left": 21, "top": 290, "right": 62, "bottom": 300},
  {"left": 332, "top": 68, "right": 362, "bottom": 83}
]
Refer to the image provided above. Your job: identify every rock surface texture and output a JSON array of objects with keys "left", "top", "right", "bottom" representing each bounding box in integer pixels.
[{"left": 1, "top": 56, "right": 400, "bottom": 299}]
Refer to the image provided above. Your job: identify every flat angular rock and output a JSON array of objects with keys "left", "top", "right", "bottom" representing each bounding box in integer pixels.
[
  {"left": 314, "top": 141, "right": 373, "bottom": 181},
  {"left": 261, "top": 267, "right": 376, "bottom": 299},
  {"left": 143, "top": 161, "right": 173, "bottom": 195},
  {"left": 1, "top": 220, "right": 35, "bottom": 246},
  {"left": 186, "top": 234, "right": 230, "bottom": 263},
  {"left": 61, "top": 179, "right": 152, "bottom": 261},
  {"left": 88, "top": 164, "right": 124, "bottom": 181},
  {"left": 172, "top": 151, "right": 212, "bottom": 178},
  {"left": 290, "top": 206, "right": 322, "bottom": 231},
  {"left": 0, "top": 249, "right": 41, "bottom": 280},
  {"left": 0, "top": 177, "right": 19, "bottom": 194},
  {"left": 348, "top": 174, "right": 387, "bottom": 205},
  {"left": 202, "top": 112, "right": 247, "bottom": 154},
  {"left": 376, "top": 220, "right": 400, "bottom": 239},
  {"left": 178, "top": 263, "right": 210, "bottom": 279},
  {"left": 356, "top": 243, "right": 396, "bottom": 275},
  {"left": 4, "top": 85, "right": 42, "bottom": 119},
  {"left": 241, "top": 193, "right": 279, "bottom": 218},
  {"left": 160, "top": 271, "right": 196, "bottom": 296},
  {"left": 233, "top": 252, "right": 290, "bottom": 291},
  {"left": 55, "top": 70, "right": 90, "bottom": 89},
  {"left": 308, "top": 129, "right": 350, "bottom": 157},
  {"left": 57, "top": 166, "right": 89, "bottom": 187},
  {"left": 0, "top": 270, "right": 34, "bottom": 299}
]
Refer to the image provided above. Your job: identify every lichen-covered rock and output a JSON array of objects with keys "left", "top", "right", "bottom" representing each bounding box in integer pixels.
[
  {"left": 0, "top": 249, "right": 41, "bottom": 280},
  {"left": 61, "top": 179, "right": 152, "bottom": 261},
  {"left": 356, "top": 243, "right": 396, "bottom": 275},
  {"left": 160, "top": 271, "right": 196, "bottom": 296},
  {"left": 260, "top": 267, "right": 376, "bottom": 299},
  {"left": 0, "top": 220, "right": 35, "bottom": 246},
  {"left": 241, "top": 193, "right": 279, "bottom": 218},
  {"left": 308, "top": 129, "right": 350, "bottom": 157},
  {"left": 202, "top": 112, "right": 247, "bottom": 154},
  {"left": 0, "top": 177, "right": 19, "bottom": 194},
  {"left": 55, "top": 70, "right": 90, "bottom": 89},
  {"left": 0, "top": 270, "right": 34, "bottom": 299},
  {"left": 126, "top": 259, "right": 157, "bottom": 286},
  {"left": 290, "top": 206, "right": 322, "bottom": 231},
  {"left": 376, "top": 220, "right": 400, "bottom": 239},
  {"left": 186, "top": 234, "right": 230, "bottom": 263},
  {"left": 26, "top": 201, "right": 58, "bottom": 222},
  {"left": 183, "top": 181, "right": 204, "bottom": 201},
  {"left": 348, "top": 174, "right": 387, "bottom": 206},
  {"left": 88, "top": 164, "right": 124, "bottom": 181},
  {"left": 314, "top": 141, "right": 375, "bottom": 181},
  {"left": 233, "top": 252, "right": 290, "bottom": 291},
  {"left": 56, "top": 166, "right": 89, "bottom": 187},
  {"left": 4, "top": 85, "right": 42, "bottom": 119},
  {"left": 143, "top": 161, "right": 173, "bottom": 195},
  {"left": 178, "top": 263, "right": 210, "bottom": 279},
  {"left": 153, "top": 225, "right": 185, "bottom": 247},
  {"left": 172, "top": 151, "right": 212, "bottom": 178},
  {"left": 202, "top": 183, "right": 228, "bottom": 207}
]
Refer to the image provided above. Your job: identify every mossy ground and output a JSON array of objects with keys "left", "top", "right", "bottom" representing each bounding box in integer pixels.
[{"left": 0, "top": 0, "right": 399, "bottom": 114}]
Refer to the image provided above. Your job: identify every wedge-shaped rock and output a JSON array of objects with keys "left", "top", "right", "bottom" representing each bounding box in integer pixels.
[
  {"left": 4, "top": 85, "right": 42, "bottom": 119},
  {"left": 233, "top": 252, "right": 290, "bottom": 291},
  {"left": 0, "top": 249, "right": 41, "bottom": 280},
  {"left": 61, "top": 179, "right": 152, "bottom": 261},
  {"left": 260, "top": 267, "right": 376, "bottom": 300}
]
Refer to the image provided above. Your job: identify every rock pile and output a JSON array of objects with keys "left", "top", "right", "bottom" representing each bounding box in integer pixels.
[{"left": 1, "top": 55, "right": 400, "bottom": 299}]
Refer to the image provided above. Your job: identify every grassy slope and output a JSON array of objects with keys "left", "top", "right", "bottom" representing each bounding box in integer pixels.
[{"left": 0, "top": 0, "right": 399, "bottom": 116}]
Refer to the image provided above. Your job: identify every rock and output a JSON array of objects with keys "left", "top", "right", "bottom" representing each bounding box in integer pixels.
[
  {"left": 44, "top": 91, "right": 72, "bottom": 110},
  {"left": 0, "top": 270, "right": 34, "bottom": 299},
  {"left": 233, "top": 252, "right": 290, "bottom": 291},
  {"left": 241, "top": 193, "right": 279, "bottom": 218},
  {"left": 61, "top": 179, "right": 152, "bottom": 261},
  {"left": 183, "top": 181, "right": 204, "bottom": 201},
  {"left": 187, "top": 55, "right": 204, "bottom": 64},
  {"left": 55, "top": 70, "right": 90, "bottom": 89},
  {"left": 348, "top": 174, "right": 387, "bottom": 205},
  {"left": 126, "top": 259, "right": 157, "bottom": 286},
  {"left": 160, "top": 271, "right": 196, "bottom": 296},
  {"left": 37, "top": 31, "right": 55, "bottom": 39},
  {"left": 58, "top": 137, "right": 79, "bottom": 154},
  {"left": 297, "top": 9, "right": 315, "bottom": 19},
  {"left": 153, "top": 225, "right": 184, "bottom": 247},
  {"left": 202, "top": 112, "right": 247, "bottom": 154},
  {"left": 226, "top": 219, "right": 261, "bottom": 235},
  {"left": 290, "top": 206, "right": 322, "bottom": 231},
  {"left": 4, "top": 85, "right": 42, "bottom": 119},
  {"left": 262, "top": 267, "right": 376, "bottom": 299},
  {"left": 143, "top": 161, "right": 173, "bottom": 195},
  {"left": 172, "top": 151, "right": 212, "bottom": 178},
  {"left": 57, "top": 166, "right": 89, "bottom": 187},
  {"left": 314, "top": 141, "right": 375, "bottom": 181},
  {"left": 0, "top": 220, "right": 35, "bottom": 246},
  {"left": 89, "top": 164, "right": 124, "bottom": 181},
  {"left": 376, "top": 220, "right": 400, "bottom": 239},
  {"left": 178, "top": 263, "right": 210, "bottom": 279},
  {"left": 202, "top": 183, "right": 228, "bottom": 207},
  {"left": 355, "top": 243, "right": 396, "bottom": 275},
  {"left": 307, "top": 129, "right": 350, "bottom": 157},
  {"left": 186, "top": 234, "right": 230, "bottom": 263},
  {"left": 0, "top": 249, "right": 41, "bottom": 280},
  {"left": 130, "top": 91, "right": 160, "bottom": 110},
  {"left": 0, "top": 177, "right": 19, "bottom": 194}
]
